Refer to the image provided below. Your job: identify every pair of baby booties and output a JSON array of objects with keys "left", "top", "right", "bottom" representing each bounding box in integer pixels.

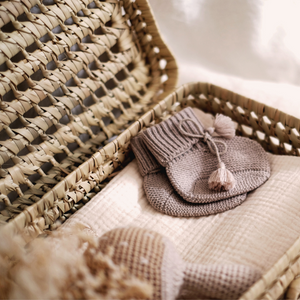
[
  {"left": 118, "top": 108, "right": 270, "bottom": 298},
  {"left": 74, "top": 108, "right": 268, "bottom": 299},
  {"left": 131, "top": 107, "right": 271, "bottom": 217}
]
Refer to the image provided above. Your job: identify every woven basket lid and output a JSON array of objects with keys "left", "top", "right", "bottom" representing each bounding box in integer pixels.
[{"left": 0, "top": 0, "right": 177, "bottom": 237}]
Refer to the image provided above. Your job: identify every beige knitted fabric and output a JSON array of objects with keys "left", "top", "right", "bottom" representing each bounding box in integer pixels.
[
  {"left": 179, "top": 263, "right": 261, "bottom": 299},
  {"left": 131, "top": 134, "right": 247, "bottom": 217},
  {"left": 141, "top": 107, "right": 271, "bottom": 203},
  {"left": 97, "top": 227, "right": 260, "bottom": 300},
  {"left": 61, "top": 152, "right": 300, "bottom": 274},
  {"left": 97, "top": 227, "right": 183, "bottom": 300}
]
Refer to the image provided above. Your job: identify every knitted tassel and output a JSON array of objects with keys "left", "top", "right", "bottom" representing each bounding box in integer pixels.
[
  {"left": 213, "top": 114, "right": 235, "bottom": 139},
  {"left": 208, "top": 162, "right": 236, "bottom": 191}
]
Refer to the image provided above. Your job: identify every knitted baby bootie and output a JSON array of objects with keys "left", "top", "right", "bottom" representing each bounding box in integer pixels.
[
  {"left": 131, "top": 134, "right": 246, "bottom": 217},
  {"left": 141, "top": 107, "right": 270, "bottom": 203}
]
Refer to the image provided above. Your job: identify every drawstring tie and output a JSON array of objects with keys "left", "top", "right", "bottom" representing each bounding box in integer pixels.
[{"left": 178, "top": 114, "right": 236, "bottom": 192}]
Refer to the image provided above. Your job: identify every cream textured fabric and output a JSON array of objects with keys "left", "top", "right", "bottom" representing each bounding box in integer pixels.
[
  {"left": 131, "top": 134, "right": 247, "bottom": 217},
  {"left": 60, "top": 149, "right": 300, "bottom": 275},
  {"left": 141, "top": 107, "right": 271, "bottom": 203}
]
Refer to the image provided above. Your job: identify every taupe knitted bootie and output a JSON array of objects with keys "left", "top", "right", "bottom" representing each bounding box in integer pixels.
[
  {"left": 131, "top": 135, "right": 247, "bottom": 217},
  {"left": 141, "top": 107, "right": 270, "bottom": 203},
  {"left": 98, "top": 227, "right": 261, "bottom": 300}
]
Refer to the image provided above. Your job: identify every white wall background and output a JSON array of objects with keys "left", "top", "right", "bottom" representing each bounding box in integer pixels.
[{"left": 149, "top": 0, "right": 300, "bottom": 86}]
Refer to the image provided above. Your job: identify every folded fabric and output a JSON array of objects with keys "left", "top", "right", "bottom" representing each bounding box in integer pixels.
[
  {"left": 141, "top": 107, "right": 270, "bottom": 203},
  {"left": 98, "top": 227, "right": 261, "bottom": 300},
  {"left": 61, "top": 150, "right": 300, "bottom": 279},
  {"left": 131, "top": 134, "right": 247, "bottom": 217}
]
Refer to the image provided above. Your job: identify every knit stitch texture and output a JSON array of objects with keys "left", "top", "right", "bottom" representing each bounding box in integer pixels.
[
  {"left": 131, "top": 134, "right": 247, "bottom": 217},
  {"left": 141, "top": 107, "right": 270, "bottom": 203},
  {"left": 97, "top": 227, "right": 261, "bottom": 300}
]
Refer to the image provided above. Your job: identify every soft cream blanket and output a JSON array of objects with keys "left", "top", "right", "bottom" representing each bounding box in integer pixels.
[{"left": 61, "top": 113, "right": 300, "bottom": 273}]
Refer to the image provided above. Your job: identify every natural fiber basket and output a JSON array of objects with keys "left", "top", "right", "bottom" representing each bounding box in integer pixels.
[
  {"left": 122, "top": 82, "right": 300, "bottom": 300},
  {"left": 0, "top": 0, "right": 177, "bottom": 231},
  {"left": 1, "top": 1, "right": 300, "bottom": 299}
]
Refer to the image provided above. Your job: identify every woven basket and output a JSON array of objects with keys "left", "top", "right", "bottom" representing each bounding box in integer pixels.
[
  {"left": 0, "top": 0, "right": 177, "bottom": 230},
  {"left": 1, "top": 1, "right": 300, "bottom": 299}
]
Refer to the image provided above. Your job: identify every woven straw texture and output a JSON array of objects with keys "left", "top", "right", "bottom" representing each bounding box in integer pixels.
[
  {"left": 55, "top": 81, "right": 300, "bottom": 300},
  {"left": 0, "top": 0, "right": 177, "bottom": 231},
  {"left": 1, "top": 1, "right": 300, "bottom": 298}
]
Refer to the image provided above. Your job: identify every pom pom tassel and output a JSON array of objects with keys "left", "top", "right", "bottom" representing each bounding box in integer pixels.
[
  {"left": 208, "top": 162, "right": 236, "bottom": 191},
  {"left": 213, "top": 114, "right": 236, "bottom": 139}
]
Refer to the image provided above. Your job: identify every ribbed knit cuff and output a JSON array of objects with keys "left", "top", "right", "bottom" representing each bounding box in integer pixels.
[
  {"left": 141, "top": 107, "right": 204, "bottom": 166},
  {"left": 131, "top": 134, "right": 161, "bottom": 176}
]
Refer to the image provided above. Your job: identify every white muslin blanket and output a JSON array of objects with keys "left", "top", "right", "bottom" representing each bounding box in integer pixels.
[{"left": 60, "top": 125, "right": 300, "bottom": 273}]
